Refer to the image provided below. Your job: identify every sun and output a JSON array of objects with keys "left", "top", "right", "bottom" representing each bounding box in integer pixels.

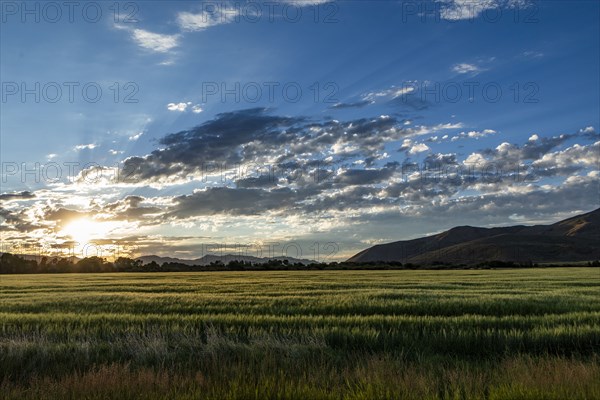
[
  {"left": 59, "top": 218, "right": 112, "bottom": 246},
  {"left": 57, "top": 218, "right": 130, "bottom": 259}
]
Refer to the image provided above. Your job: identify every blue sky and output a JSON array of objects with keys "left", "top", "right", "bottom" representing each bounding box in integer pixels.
[{"left": 1, "top": 0, "right": 599, "bottom": 261}]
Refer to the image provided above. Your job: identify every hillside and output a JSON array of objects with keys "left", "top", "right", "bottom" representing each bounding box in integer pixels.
[{"left": 347, "top": 208, "right": 600, "bottom": 264}]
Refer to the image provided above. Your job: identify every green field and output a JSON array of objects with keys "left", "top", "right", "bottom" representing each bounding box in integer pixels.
[{"left": 1, "top": 268, "right": 599, "bottom": 399}]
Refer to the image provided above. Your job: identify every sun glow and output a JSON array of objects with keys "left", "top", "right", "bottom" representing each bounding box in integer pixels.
[{"left": 59, "top": 218, "right": 116, "bottom": 247}]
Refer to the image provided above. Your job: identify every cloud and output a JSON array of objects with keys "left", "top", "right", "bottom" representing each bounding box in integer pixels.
[
  {"left": 74, "top": 143, "right": 97, "bottom": 151},
  {"left": 579, "top": 126, "right": 598, "bottom": 139},
  {"left": 130, "top": 28, "right": 180, "bottom": 53},
  {"left": 523, "top": 50, "right": 544, "bottom": 58},
  {"left": 458, "top": 131, "right": 599, "bottom": 181},
  {"left": 365, "top": 175, "right": 599, "bottom": 239},
  {"left": 438, "top": 0, "right": 531, "bottom": 21},
  {"left": 0, "top": 191, "right": 35, "bottom": 202},
  {"left": 167, "top": 102, "right": 191, "bottom": 112},
  {"left": 364, "top": 83, "right": 431, "bottom": 110},
  {"left": 329, "top": 100, "right": 374, "bottom": 109},
  {"left": 398, "top": 139, "right": 414, "bottom": 152},
  {"left": 362, "top": 85, "right": 415, "bottom": 101},
  {"left": 533, "top": 141, "right": 600, "bottom": 171},
  {"left": 333, "top": 162, "right": 399, "bottom": 186},
  {"left": 452, "top": 63, "right": 481, "bottom": 74},
  {"left": 102, "top": 196, "right": 162, "bottom": 222},
  {"left": 12, "top": 81, "right": 593, "bottom": 257},
  {"left": 114, "top": 108, "right": 466, "bottom": 186},
  {"left": 129, "top": 132, "right": 144, "bottom": 141},
  {"left": 0, "top": 205, "right": 41, "bottom": 232},
  {"left": 408, "top": 143, "right": 430, "bottom": 154},
  {"left": 4, "top": 123, "right": 598, "bottom": 259},
  {"left": 480, "top": 133, "right": 580, "bottom": 165},
  {"left": 177, "top": 0, "right": 335, "bottom": 33},
  {"left": 440, "top": 0, "right": 497, "bottom": 20},
  {"left": 279, "top": 0, "right": 333, "bottom": 5},
  {"left": 177, "top": 8, "right": 241, "bottom": 31},
  {"left": 120, "top": 108, "right": 305, "bottom": 183},
  {"left": 451, "top": 129, "right": 496, "bottom": 141},
  {"left": 117, "top": 1, "right": 339, "bottom": 63},
  {"left": 166, "top": 187, "right": 297, "bottom": 218},
  {"left": 235, "top": 174, "right": 279, "bottom": 188},
  {"left": 167, "top": 102, "right": 203, "bottom": 113}
]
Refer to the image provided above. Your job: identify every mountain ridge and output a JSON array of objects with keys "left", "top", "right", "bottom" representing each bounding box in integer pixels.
[{"left": 347, "top": 208, "right": 600, "bottom": 264}]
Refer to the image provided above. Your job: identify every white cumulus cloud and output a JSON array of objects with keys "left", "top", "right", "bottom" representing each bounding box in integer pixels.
[
  {"left": 167, "top": 102, "right": 191, "bottom": 112},
  {"left": 129, "top": 132, "right": 144, "bottom": 141},
  {"left": 409, "top": 143, "right": 430, "bottom": 154},
  {"left": 130, "top": 28, "right": 180, "bottom": 53},
  {"left": 74, "top": 144, "right": 97, "bottom": 151},
  {"left": 167, "top": 102, "right": 203, "bottom": 113}
]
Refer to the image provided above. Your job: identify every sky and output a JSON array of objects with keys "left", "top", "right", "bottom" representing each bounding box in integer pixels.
[{"left": 0, "top": 0, "right": 599, "bottom": 261}]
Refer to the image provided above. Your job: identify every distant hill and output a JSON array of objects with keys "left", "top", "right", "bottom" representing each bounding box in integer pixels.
[
  {"left": 136, "top": 254, "right": 316, "bottom": 266},
  {"left": 347, "top": 208, "right": 600, "bottom": 265}
]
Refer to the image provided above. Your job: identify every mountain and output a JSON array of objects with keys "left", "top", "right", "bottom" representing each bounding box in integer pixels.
[
  {"left": 347, "top": 208, "right": 600, "bottom": 265},
  {"left": 136, "top": 254, "right": 316, "bottom": 266}
]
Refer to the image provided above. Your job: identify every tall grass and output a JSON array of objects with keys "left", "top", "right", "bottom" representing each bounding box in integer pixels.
[{"left": 1, "top": 268, "right": 599, "bottom": 399}]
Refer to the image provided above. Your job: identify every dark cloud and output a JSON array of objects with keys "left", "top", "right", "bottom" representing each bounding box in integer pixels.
[
  {"left": 0, "top": 191, "right": 35, "bottom": 202},
  {"left": 44, "top": 208, "right": 88, "bottom": 222},
  {"left": 423, "top": 153, "right": 458, "bottom": 168},
  {"left": 121, "top": 108, "right": 304, "bottom": 183},
  {"left": 69, "top": 130, "right": 600, "bottom": 227},
  {"left": 118, "top": 108, "right": 409, "bottom": 184},
  {"left": 333, "top": 162, "right": 399, "bottom": 186},
  {"left": 519, "top": 135, "right": 574, "bottom": 160},
  {"left": 473, "top": 133, "right": 599, "bottom": 181},
  {"left": 0, "top": 207, "right": 41, "bottom": 232},
  {"left": 102, "top": 196, "right": 162, "bottom": 221},
  {"left": 481, "top": 132, "right": 582, "bottom": 165},
  {"left": 235, "top": 174, "right": 279, "bottom": 188},
  {"left": 166, "top": 187, "right": 298, "bottom": 218},
  {"left": 302, "top": 185, "right": 390, "bottom": 214}
]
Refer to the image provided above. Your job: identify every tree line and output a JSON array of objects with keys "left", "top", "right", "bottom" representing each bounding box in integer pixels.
[{"left": 1, "top": 252, "right": 599, "bottom": 274}]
